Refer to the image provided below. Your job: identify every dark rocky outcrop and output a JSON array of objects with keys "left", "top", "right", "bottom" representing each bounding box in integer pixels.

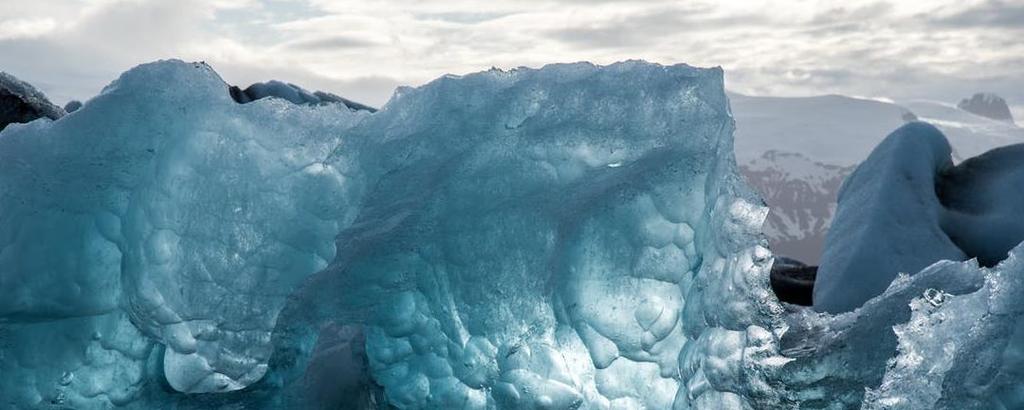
[
  {"left": 0, "top": 72, "right": 65, "bottom": 131},
  {"left": 957, "top": 93, "right": 1014, "bottom": 124}
]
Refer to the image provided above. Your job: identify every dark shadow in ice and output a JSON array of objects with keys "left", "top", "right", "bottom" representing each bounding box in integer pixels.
[{"left": 770, "top": 256, "right": 817, "bottom": 306}]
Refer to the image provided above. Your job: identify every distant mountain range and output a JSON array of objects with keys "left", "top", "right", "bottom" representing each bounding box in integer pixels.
[{"left": 731, "top": 92, "right": 1024, "bottom": 263}]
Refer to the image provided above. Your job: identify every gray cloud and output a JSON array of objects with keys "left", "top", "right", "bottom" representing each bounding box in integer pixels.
[
  {"left": 809, "top": 2, "right": 895, "bottom": 25},
  {"left": 547, "top": 5, "right": 766, "bottom": 49},
  {"left": 288, "top": 35, "right": 380, "bottom": 50},
  {"left": 412, "top": 11, "right": 516, "bottom": 24},
  {"left": 0, "top": 0, "right": 1020, "bottom": 114},
  {"left": 931, "top": 0, "right": 1024, "bottom": 28}
]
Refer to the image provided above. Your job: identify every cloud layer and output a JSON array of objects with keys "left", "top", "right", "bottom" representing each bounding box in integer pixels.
[{"left": 0, "top": 0, "right": 1021, "bottom": 114}]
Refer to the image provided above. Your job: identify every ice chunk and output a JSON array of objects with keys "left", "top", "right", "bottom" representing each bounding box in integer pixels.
[
  {"left": 0, "top": 59, "right": 790, "bottom": 408},
  {"left": 229, "top": 80, "right": 376, "bottom": 112},
  {"left": 939, "top": 143, "right": 1024, "bottom": 266},
  {"left": 64, "top": 100, "right": 83, "bottom": 113},
  {"left": 864, "top": 244, "right": 1024, "bottom": 409},
  {"left": 15, "top": 58, "right": 1024, "bottom": 410},
  {"left": 278, "top": 60, "right": 788, "bottom": 409},
  {"left": 816, "top": 122, "right": 1024, "bottom": 313},
  {"left": 814, "top": 122, "right": 967, "bottom": 313},
  {"left": 0, "top": 60, "right": 369, "bottom": 398}
]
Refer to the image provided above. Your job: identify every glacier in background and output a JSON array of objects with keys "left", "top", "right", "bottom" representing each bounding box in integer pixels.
[{"left": 0, "top": 60, "right": 1022, "bottom": 409}]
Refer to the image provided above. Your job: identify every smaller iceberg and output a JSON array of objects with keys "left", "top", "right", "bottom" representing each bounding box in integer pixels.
[
  {"left": 815, "top": 122, "right": 1024, "bottom": 313},
  {"left": 229, "top": 80, "right": 376, "bottom": 112}
]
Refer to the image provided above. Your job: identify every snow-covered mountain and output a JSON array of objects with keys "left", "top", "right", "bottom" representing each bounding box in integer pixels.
[
  {"left": 957, "top": 92, "right": 1015, "bottom": 124},
  {"left": 731, "top": 92, "right": 1024, "bottom": 263},
  {"left": 740, "top": 150, "right": 852, "bottom": 263}
]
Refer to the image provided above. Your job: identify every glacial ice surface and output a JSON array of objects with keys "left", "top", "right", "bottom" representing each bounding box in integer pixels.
[
  {"left": 814, "top": 123, "right": 966, "bottom": 313},
  {"left": 815, "top": 122, "right": 1024, "bottom": 313},
  {"left": 1, "top": 59, "right": 1024, "bottom": 409}
]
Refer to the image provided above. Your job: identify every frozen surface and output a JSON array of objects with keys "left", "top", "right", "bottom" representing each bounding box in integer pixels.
[
  {"left": 2, "top": 59, "right": 1024, "bottom": 409},
  {"left": 816, "top": 121, "right": 1024, "bottom": 313},
  {"left": 0, "top": 59, "right": 790, "bottom": 408},
  {"left": 0, "top": 60, "right": 367, "bottom": 400},
  {"left": 814, "top": 123, "right": 966, "bottom": 313}
]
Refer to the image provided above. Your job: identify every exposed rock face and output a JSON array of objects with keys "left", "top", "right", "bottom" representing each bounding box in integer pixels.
[
  {"left": 0, "top": 72, "right": 65, "bottom": 131},
  {"left": 740, "top": 151, "right": 853, "bottom": 263},
  {"left": 957, "top": 93, "right": 1015, "bottom": 124}
]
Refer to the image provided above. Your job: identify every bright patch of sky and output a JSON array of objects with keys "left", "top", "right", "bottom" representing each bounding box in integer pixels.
[{"left": 0, "top": 0, "right": 1021, "bottom": 118}]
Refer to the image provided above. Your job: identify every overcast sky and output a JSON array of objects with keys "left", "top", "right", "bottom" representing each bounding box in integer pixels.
[{"left": 0, "top": 0, "right": 1021, "bottom": 117}]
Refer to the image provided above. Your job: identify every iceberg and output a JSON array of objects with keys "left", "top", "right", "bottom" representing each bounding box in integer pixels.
[
  {"left": 0, "top": 60, "right": 369, "bottom": 401},
  {"left": 815, "top": 122, "right": 1024, "bottom": 313},
  {"left": 229, "top": 80, "right": 377, "bottom": 112},
  {"left": 0, "top": 59, "right": 789, "bottom": 408},
  {"left": 1, "top": 59, "right": 1023, "bottom": 409},
  {"left": 814, "top": 123, "right": 967, "bottom": 313}
]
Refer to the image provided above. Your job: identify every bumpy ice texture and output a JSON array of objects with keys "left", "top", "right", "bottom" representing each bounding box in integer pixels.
[
  {"left": 276, "top": 61, "right": 788, "bottom": 409},
  {"left": 0, "top": 59, "right": 792, "bottom": 408},
  {"left": 0, "top": 60, "right": 368, "bottom": 404},
  {"left": 4, "top": 59, "right": 1024, "bottom": 409}
]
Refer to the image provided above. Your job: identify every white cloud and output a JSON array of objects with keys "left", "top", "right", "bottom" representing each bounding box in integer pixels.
[
  {"left": 0, "top": 18, "right": 58, "bottom": 40},
  {"left": 0, "top": 0, "right": 1021, "bottom": 110}
]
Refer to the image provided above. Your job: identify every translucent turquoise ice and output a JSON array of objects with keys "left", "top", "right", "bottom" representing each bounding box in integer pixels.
[{"left": 2, "top": 59, "right": 1022, "bottom": 409}]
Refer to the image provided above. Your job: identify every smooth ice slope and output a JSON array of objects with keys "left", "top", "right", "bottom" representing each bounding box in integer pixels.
[
  {"left": 939, "top": 143, "right": 1024, "bottom": 266},
  {"left": 814, "top": 123, "right": 966, "bottom": 313},
  {"left": 815, "top": 122, "right": 1024, "bottom": 313}
]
